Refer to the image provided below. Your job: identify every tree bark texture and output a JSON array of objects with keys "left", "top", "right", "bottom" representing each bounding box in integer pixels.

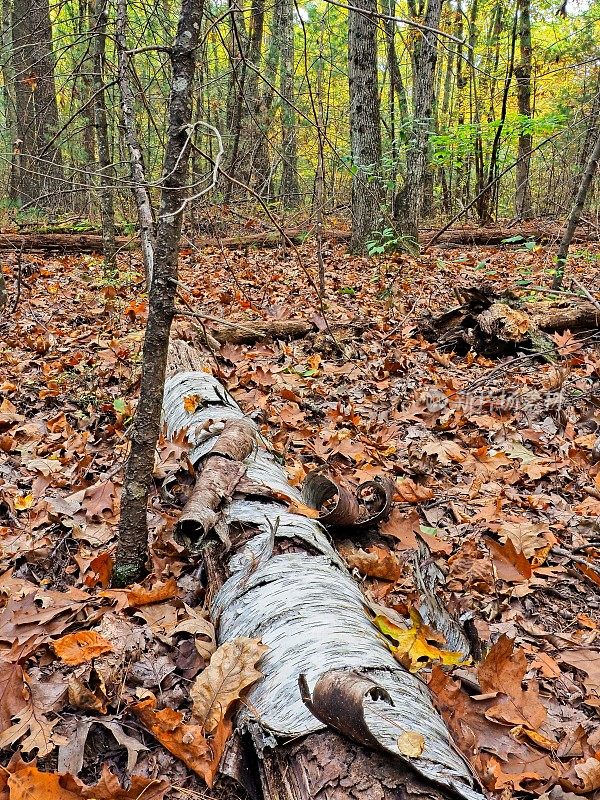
[
  {"left": 161, "top": 339, "right": 484, "bottom": 800},
  {"left": 552, "top": 130, "right": 600, "bottom": 289},
  {"left": 113, "top": 0, "right": 204, "bottom": 586},
  {"left": 514, "top": 0, "right": 533, "bottom": 220},
  {"left": 348, "top": 0, "right": 382, "bottom": 251},
  {"left": 10, "top": 0, "right": 63, "bottom": 207},
  {"left": 91, "top": 0, "right": 116, "bottom": 269},
  {"left": 116, "top": 0, "right": 155, "bottom": 284},
  {"left": 278, "top": 0, "right": 300, "bottom": 206},
  {"left": 395, "top": 0, "right": 443, "bottom": 239}
]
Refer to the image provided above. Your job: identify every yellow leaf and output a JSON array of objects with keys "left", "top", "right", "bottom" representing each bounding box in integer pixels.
[
  {"left": 397, "top": 731, "right": 425, "bottom": 757},
  {"left": 373, "top": 609, "right": 467, "bottom": 673},
  {"left": 183, "top": 394, "right": 201, "bottom": 413},
  {"left": 14, "top": 494, "right": 33, "bottom": 511}
]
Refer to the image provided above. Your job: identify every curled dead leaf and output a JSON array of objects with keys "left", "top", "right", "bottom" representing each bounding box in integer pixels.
[{"left": 127, "top": 578, "right": 179, "bottom": 607}]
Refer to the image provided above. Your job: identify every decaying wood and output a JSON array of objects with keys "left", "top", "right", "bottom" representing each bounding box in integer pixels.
[
  {"left": 0, "top": 232, "right": 132, "bottom": 252},
  {"left": 209, "top": 318, "right": 313, "bottom": 344},
  {"left": 529, "top": 299, "right": 600, "bottom": 332},
  {"left": 176, "top": 419, "right": 256, "bottom": 546},
  {"left": 421, "top": 285, "right": 600, "bottom": 354},
  {"left": 162, "top": 339, "right": 483, "bottom": 800}
]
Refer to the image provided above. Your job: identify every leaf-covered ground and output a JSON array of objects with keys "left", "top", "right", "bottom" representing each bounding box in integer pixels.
[{"left": 2, "top": 235, "right": 600, "bottom": 798}]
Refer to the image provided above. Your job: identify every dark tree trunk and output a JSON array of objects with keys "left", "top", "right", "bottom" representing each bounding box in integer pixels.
[
  {"left": 514, "top": 0, "right": 533, "bottom": 219},
  {"left": 478, "top": 6, "right": 517, "bottom": 223},
  {"left": 113, "top": 0, "right": 204, "bottom": 586},
  {"left": 223, "top": 0, "right": 249, "bottom": 202},
  {"left": 348, "top": 0, "right": 382, "bottom": 251},
  {"left": 91, "top": 0, "right": 116, "bottom": 269},
  {"left": 279, "top": 0, "right": 300, "bottom": 207},
  {"left": 10, "top": 0, "right": 63, "bottom": 208},
  {"left": 552, "top": 130, "right": 600, "bottom": 290},
  {"left": 395, "top": 0, "right": 444, "bottom": 239}
]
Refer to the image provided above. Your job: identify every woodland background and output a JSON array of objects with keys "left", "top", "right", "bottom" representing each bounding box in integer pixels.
[{"left": 2, "top": 0, "right": 600, "bottom": 798}]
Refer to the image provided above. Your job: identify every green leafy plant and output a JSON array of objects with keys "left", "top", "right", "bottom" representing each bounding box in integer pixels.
[{"left": 366, "top": 228, "right": 419, "bottom": 257}]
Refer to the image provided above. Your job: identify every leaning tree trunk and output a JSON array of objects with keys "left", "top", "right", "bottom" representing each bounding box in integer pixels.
[
  {"left": 552, "top": 130, "right": 600, "bottom": 290},
  {"left": 348, "top": 0, "right": 382, "bottom": 252},
  {"left": 113, "top": 0, "right": 204, "bottom": 586},
  {"left": 514, "top": 0, "right": 533, "bottom": 220},
  {"left": 395, "top": 0, "right": 444, "bottom": 240},
  {"left": 162, "top": 338, "right": 484, "bottom": 800}
]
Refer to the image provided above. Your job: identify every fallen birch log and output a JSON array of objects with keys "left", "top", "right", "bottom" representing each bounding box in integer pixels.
[{"left": 162, "top": 339, "right": 483, "bottom": 800}]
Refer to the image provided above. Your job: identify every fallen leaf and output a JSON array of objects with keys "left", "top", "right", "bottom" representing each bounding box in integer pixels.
[
  {"left": 53, "top": 631, "right": 113, "bottom": 665},
  {"left": 338, "top": 542, "right": 401, "bottom": 581},
  {"left": 0, "top": 673, "right": 67, "bottom": 756},
  {"left": 127, "top": 578, "right": 179, "bottom": 607},
  {"left": 132, "top": 696, "right": 226, "bottom": 787},
  {"left": 485, "top": 536, "right": 532, "bottom": 582},
  {"left": 394, "top": 478, "right": 434, "bottom": 503},
  {"left": 373, "top": 609, "right": 466, "bottom": 672},
  {"left": 478, "top": 635, "right": 547, "bottom": 729},
  {"left": 190, "top": 637, "right": 267, "bottom": 733},
  {"left": 397, "top": 730, "right": 425, "bottom": 757}
]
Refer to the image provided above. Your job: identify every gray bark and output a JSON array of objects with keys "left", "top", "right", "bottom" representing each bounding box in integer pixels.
[
  {"left": 91, "top": 0, "right": 116, "bottom": 269},
  {"left": 395, "top": 0, "right": 444, "bottom": 239},
  {"left": 552, "top": 130, "right": 600, "bottom": 290},
  {"left": 10, "top": 0, "right": 63, "bottom": 207},
  {"left": 116, "top": 0, "right": 155, "bottom": 285},
  {"left": 514, "top": 0, "right": 533, "bottom": 219},
  {"left": 279, "top": 0, "right": 300, "bottom": 207},
  {"left": 348, "top": 0, "right": 382, "bottom": 251}
]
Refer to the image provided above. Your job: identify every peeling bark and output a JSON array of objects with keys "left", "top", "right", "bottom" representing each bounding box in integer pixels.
[{"left": 161, "top": 339, "right": 484, "bottom": 800}]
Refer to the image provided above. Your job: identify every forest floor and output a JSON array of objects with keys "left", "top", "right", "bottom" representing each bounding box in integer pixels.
[{"left": 2, "top": 232, "right": 600, "bottom": 798}]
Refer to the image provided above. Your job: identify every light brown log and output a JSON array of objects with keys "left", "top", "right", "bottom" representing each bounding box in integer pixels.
[
  {"left": 0, "top": 233, "right": 131, "bottom": 252},
  {"left": 526, "top": 299, "right": 600, "bottom": 332},
  {"left": 210, "top": 319, "right": 313, "bottom": 344}
]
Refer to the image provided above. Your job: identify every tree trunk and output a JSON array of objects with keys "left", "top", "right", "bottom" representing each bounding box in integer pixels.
[
  {"left": 10, "top": 0, "right": 63, "bottom": 208},
  {"left": 395, "top": 0, "right": 444, "bottom": 240},
  {"left": 116, "top": 0, "right": 155, "bottom": 284},
  {"left": 1, "top": 0, "right": 18, "bottom": 202},
  {"left": 348, "top": 0, "right": 382, "bottom": 251},
  {"left": 279, "top": 0, "right": 300, "bottom": 207},
  {"left": 478, "top": 6, "right": 517, "bottom": 223},
  {"left": 113, "top": 0, "right": 204, "bottom": 586},
  {"left": 514, "top": 0, "right": 533, "bottom": 220},
  {"left": 91, "top": 0, "right": 116, "bottom": 270},
  {"left": 552, "top": 130, "right": 600, "bottom": 290},
  {"left": 223, "top": 0, "right": 249, "bottom": 202}
]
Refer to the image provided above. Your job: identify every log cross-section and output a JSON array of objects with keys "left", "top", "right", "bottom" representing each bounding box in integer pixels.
[{"left": 163, "top": 339, "right": 484, "bottom": 800}]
